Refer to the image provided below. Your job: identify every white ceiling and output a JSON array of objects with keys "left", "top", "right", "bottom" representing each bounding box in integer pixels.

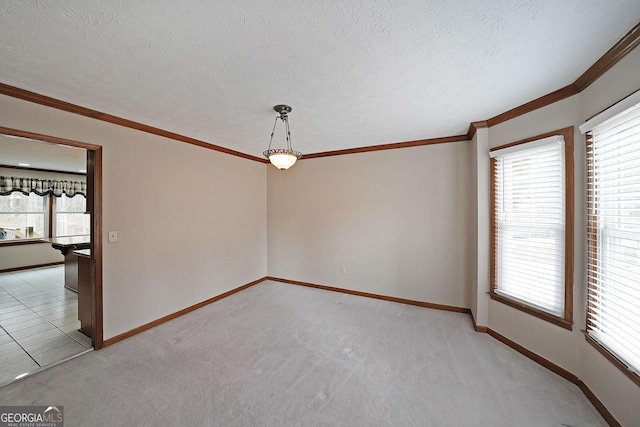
[
  {"left": 0, "top": 134, "right": 86, "bottom": 173},
  {"left": 1, "top": 1, "right": 639, "bottom": 158}
]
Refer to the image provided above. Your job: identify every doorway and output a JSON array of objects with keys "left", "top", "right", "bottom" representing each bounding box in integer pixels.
[{"left": 0, "top": 126, "right": 103, "bottom": 352}]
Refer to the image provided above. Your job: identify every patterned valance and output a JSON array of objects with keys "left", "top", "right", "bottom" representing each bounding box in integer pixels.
[{"left": 0, "top": 176, "right": 86, "bottom": 198}]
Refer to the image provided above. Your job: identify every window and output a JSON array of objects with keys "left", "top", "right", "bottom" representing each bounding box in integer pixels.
[
  {"left": 0, "top": 193, "right": 89, "bottom": 242},
  {"left": 490, "top": 127, "right": 574, "bottom": 329},
  {"left": 0, "top": 192, "right": 46, "bottom": 240},
  {"left": 584, "top": 97, "right": 640, "bottom": 383},
  {"left": 1, "top": 174, "right": 88, "bottom": 242},
  {"left": 55, "top": 194, "right": 90, "bottom": 237}
]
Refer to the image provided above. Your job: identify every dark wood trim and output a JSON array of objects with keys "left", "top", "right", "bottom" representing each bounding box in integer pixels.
[
  {"left": 486, "top": 22, "right": 640, "bottom": 128},
  {"left": 0, "top": 83, "right": 470, "bottom": 160},
  {"left": 490, "top": 127, "right": 574, "bottom": 330},
  {"left": 576, "top": 379, "right": 622, "bottom": 427},
  {"left": 0, "top": 126, "right": 102, "bottom": 151},
  {"left": 103, "top": 277, "right": 268, "bottom": 347},
  {"left": 574, "top": 22, "right": 640, "bottom": 91},
  {"left": 585, "top": 132, "right": 597, "bottom": 333},
  {"left": 47, "top": 195, "right": 53, "bottom": 239},
  {"left": 489, "top": 126, "right": 574, "bottom": 152},
  {"left": 0, "top": 239, "right": 47, "bottom": 247},
  {"left": 0, "top": 261, "right": 64, "bottom": 274},
  {"left": 88, "top": 148, "right": 104, "bottom": 350},
  {"left": 301, "top": 135, "right": 469, "bottom": 159},
  {"left": 466, "top": 121, "right": 489, "bottom": 140},
  {"left": 486, "top": 328, "right": 621, "bottom": 427},
  {"left": 563, "top": 127, "right": 575, "bottom": 325},
  {"left": 0, "top": 83, "right": 268, "bottom": 164},
  {"left": 489, "top": 293, "right": 573, "bottom": 330},
  {"left": 2, "top": 23, "right": 639, "bottom": 161},
  {"left": 267, "top": 276, "right": 470, "bottom": 313},
  {"left": 486, "top": 84, "right": 578, "bottom": 127},
  {"left": 469, "top": 312, "right": 488, "bottom": 333},
  {"left": 0, "top": 163, "right": 86, "bottom": 176},
  {"left": 584, "top": 332, "right": 640, "bottom": 388},
  {"left": 487, "top": 328, "right": 579, "bottom": 382},
  {"left": 583, "top": 128, "right": 640, "bottom": 390}
]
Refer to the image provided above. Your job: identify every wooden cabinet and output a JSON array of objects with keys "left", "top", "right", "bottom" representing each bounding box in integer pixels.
[{"left": 74, "top": 249, "right": 93, "bottom": 338}]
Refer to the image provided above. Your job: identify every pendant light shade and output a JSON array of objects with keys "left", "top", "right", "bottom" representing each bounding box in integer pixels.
[
  {"left": 263, "top": 105, "right": 302, "bottom": 170},
  {"left": 265, "top": 150, "right": 300, "bottom": 170}
]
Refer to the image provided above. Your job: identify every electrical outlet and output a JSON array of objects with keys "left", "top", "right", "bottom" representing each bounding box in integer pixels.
[
  {"left": 211, "top": 274, "right": 215, "bottom": 283},
  {"left": 340, "top": 266, "right": 346, "bottom": 275},
  {"left": 108, "top": 231, "right": 118, "bottom": 242}
]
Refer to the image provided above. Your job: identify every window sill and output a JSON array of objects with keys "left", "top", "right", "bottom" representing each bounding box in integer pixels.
[
  {"left": 490, "top": 292, "right": 573, "bottom": 330},
  {"left": 0, "top": 239, "right": 47, "bottom": 247},
  {"left": 583, "top": 331, "right": 640, "bottom": 388}
]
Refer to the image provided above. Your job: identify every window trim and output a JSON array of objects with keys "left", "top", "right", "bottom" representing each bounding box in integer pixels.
[
  {"left": 584, "top": 331, "right": 640, "bottom": 387},
  {"left": 583, "top": 99, "right": 640, "bottom": 387},
  {"left": 0, "top": 191, "right": 48, "bottom": 243},
  {"left": 0, "top": 192, "right": 88, "bottom": 245},
  {"left": 489, "top": 126, "right": 574, "bottom": 330}
]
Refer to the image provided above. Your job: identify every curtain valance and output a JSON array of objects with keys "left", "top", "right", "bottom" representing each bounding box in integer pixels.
[{"left": 0, "top": 176, "right": 86, "bottom": 198}]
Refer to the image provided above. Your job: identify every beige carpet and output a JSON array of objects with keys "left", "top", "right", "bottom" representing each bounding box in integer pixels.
[{"left": 0, "top": 280, "right": 606, "bottom": 426}]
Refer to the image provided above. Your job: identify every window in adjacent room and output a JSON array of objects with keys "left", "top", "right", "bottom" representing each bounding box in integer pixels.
[
  {"left": 581, "top": 92, "right": 640, "bottom": 385},
  {"left": 0, "top": 192, "right": 46, "bottom": 240},
  {"left": 54, "top": 194, "right": 90, "bottom": 237},
  {"left": 0, "top": 175, "right": 88, "bottom": 242},
  {"left": 489, "top": 127, "right": 574, "bottom": 329}
]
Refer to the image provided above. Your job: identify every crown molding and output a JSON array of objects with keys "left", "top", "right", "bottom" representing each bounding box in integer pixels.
[
  {"left": 1, "top": 21, "right": 638, "bottom": 159},
  {"left": 0, "top": 83, "right": 267, "bottom": 164},
  {"left": 466, "top": 121, "right": 489, "bottom": 140},
  {"left": 486, "top": 21, "right": 640, "bottom": 128},
  {"left": 574, "top": 21, "right": 640, "bottom": 92},
  {"left": 303, "top": 134, "right": 468, "bottom": 159},
  {"left": 486, "top": 84, "right": 579, "bottom": 127}
]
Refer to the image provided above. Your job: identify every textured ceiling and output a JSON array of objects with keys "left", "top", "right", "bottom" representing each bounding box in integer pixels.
[{"left": 1, "top": 1, "right": 639, "bottom": 157}]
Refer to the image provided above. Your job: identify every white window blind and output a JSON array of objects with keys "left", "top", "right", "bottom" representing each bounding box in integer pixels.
[
  {"left": 493, "top": 137, "right": 566, "bottom": 317},
  {"left": 586, "top": 103, "right": 640, "bottom": 374}
]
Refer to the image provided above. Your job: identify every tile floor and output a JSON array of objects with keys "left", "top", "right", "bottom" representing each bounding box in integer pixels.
[{"left": 0, "top": 265, "right": 92, "bottom": 386}]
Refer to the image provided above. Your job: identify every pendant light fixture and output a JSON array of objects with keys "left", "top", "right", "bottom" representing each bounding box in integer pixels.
[{"left": 263, "top": 104, "right": 302, "bottom": 170}]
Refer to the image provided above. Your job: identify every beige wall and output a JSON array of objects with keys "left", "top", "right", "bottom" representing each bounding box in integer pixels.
[
  {"left": 267, "top": 142, "right": 471, "bottom": 308},
  {"left": 484, "top": 47, "right": 640, "bottom": 426},
  {"left": 468, "top": 134, "right": 478, "bottom": 318},
  {"left": 0, "top": 94, "right": 268, "bottom": 340},
  {"left": 1, "top": 44, "right": 638, "bottom": 425},
  {"left": 469, "top": 128, "right": 490, "bottom": 327}
]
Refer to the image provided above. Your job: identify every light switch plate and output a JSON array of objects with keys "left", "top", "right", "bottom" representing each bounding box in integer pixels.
[{"left": 108, "top": 231, "right": 118, "bottom": 242}]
